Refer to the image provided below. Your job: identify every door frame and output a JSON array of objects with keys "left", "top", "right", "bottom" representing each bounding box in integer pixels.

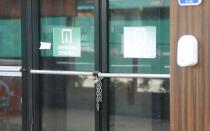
[
  {"left": 20, "top": 1, "right": 196, "bottom": 131},
  {"left": 21, "top": 0, "right": 38, "bottom": 130},
  {"left": 21, "top": 0, "right": 107, "bottom": 131}
]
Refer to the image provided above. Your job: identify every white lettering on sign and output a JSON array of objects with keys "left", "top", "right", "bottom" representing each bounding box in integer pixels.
[{"left": 53, "top": 27, "right": 81, "bottom": 57}]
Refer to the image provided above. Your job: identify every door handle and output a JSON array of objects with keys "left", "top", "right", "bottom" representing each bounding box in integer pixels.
[
  {"left": 30, "top": 69, "right": 93, "bottom": 76},
  {"left": 30, "top": 69, "right": 170, "bottom": 78},
  {"left": 98, "top": 73, "right": 170, "bottom": 79},
  {"left": 0, "top": 66, "right": 21, "bottom": 72},
  {"left": 0, "top": 66, "right": 22, "bottom": 76}
]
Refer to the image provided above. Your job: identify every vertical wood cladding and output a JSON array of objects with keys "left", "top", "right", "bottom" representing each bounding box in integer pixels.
[{"left": 170, "top": 1, "right": 210, "bottom": 131}]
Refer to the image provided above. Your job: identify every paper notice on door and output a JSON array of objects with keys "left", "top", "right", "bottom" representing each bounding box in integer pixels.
[
  {"left": 123, "top": 27, "right": 156, "bottom": 58},
  {"left": 39, "top": 42, "right": 51, "bottom": 50}
]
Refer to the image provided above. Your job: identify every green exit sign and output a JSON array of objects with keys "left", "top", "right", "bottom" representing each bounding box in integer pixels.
[{"left": 53, "top": 27, "right": 81, "bottom": 57}]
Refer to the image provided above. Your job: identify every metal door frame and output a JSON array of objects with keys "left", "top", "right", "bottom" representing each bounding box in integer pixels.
[
  {"left": 22, "top": 0, "right": 171, "bottom": 131},
  {"left": 21, "top": 0, "right": 103, "bottom": 131}
]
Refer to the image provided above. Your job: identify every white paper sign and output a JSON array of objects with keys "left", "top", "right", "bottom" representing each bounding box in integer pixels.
[
  {"left": 124, "top": 26, "right": 156, "bottom": 58},
  {"left": 39, "top": 42, "right": 51, "bottom": 50}
]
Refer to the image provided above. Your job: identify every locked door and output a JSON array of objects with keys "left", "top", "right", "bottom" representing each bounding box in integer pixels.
[
  {"left": 105, "top": 1, "right": 170, "bottom": 131},
  {"left": 30, "top": 0, "right": 97, "bottom": 131},
  {"left": 28, "top": 0, "right": 170, "bottom": 131}
]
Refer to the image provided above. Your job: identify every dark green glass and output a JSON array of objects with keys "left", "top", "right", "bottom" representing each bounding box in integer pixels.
[{"left": 0, "top": 1, "right": 21, "bottom": 66}]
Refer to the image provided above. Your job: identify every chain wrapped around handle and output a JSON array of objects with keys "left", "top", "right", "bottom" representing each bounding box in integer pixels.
[{"left": 93, "top": 72, "right": 103, "bottom": 111}]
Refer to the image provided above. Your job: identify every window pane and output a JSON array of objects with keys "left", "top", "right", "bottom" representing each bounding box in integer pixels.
[
  {"left": 41, "top": 75, "right": 95, "bottom": 131},
  {"left": 108, "top": 1, "right": 170, "bottom": 131},
  {"left": 40, "top": 0, "right": 95, "bottom": 71},
  {"left": 39, "top": 2, "right": 96, "bottom": 131},
  {"left": 109, "top": 78, "right": 169, "bottom": 131},
  {"left": 0, "top": 0, "right": 21, "bottom": 66},
  {"left": 109, "top": 0, "right": 169, "bottom": 74},
  {"left": 0, "top": 76, "right": 22, "bottom": 131}
]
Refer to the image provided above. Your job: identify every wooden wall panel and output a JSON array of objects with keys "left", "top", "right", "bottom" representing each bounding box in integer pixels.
[{"left": 170, "top": 1, "right": 209, "bottom": 131}]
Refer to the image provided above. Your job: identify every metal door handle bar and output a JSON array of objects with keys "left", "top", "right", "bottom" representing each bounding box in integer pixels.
[
  {"left": 30, "top": 70, "right": 170, "bottom": 78},
  {"left": 0, "top": 66, "right": 21, "bottom": 72},
  {"left": 98, "top": 73, "right": 170, "bottom": 79},
  {"left": 30, "top": 70, "right": 93, "bottom": 76}
]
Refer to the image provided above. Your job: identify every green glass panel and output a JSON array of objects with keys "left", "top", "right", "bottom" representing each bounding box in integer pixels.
[
  {"left": 40, "top": 16, "right": 94, "bottom": 71},
  {"left": 41, "top": 17, "right": 67, "bottom": 57},
  {"left": 72, "top": 16, "right": 94, "bottom": 71},
  {"left": 0, "top": 20, "right": 21, "bottom": 57},
  {"left": 110, "top": 0, "right": 169, "bottom": 9},
  {"left": 109, "top": 2, "right": 169, "bottom": 74}
]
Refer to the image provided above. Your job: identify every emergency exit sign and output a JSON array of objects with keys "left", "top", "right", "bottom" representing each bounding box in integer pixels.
[
  {"left": 53, "top": 27, "right": 81, "bottom": 57},
  {"left": 179, "top": 0, "right": 202, "bottom": 6}
]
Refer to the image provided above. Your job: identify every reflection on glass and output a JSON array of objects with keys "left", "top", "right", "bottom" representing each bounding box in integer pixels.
[
  {"left": 41, "top": 76, "right": 95, "bottom": 131},
  {"left": 109, "top": 0, "right": 170, "bottom": 74},
  {"left": 109, "top": 0, "right": 170, "bottom": 131},
  {"left": 0, "top": 76, "right": 22, "bottom": 131},
  {"left": 110, "top": 78, "right": 169, "bottom": 131},
  {"left": 40, "top": 0, "right": 95, "bottom": 71},
  {"left": 40, "top": 1, "right": 95, "bottom": 131},
  {"left": 0, "top": 0, "right": 21, "bottom": 66}
]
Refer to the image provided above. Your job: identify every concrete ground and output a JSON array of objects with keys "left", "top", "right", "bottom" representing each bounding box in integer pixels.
[{"left": 0, "top": 109, "right": 169, "bottom": 131}]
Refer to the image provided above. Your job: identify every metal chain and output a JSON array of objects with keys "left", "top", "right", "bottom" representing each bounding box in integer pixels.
[{"left": 94, "top": 72, "right": 103, "bottom": 111}]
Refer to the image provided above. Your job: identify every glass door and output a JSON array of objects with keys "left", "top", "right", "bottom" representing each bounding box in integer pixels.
[
  {"left": 0, "top": 0, "right": 22, "bottom": 131},
  {"left": 29, "top": 0, "right": 170, "bottom": 131},
  {"left": 35, "top": 0, "right": 96, "bottom": 131},
  {"left": 107, "top": 0, "right": 170, "bottom": 131}
]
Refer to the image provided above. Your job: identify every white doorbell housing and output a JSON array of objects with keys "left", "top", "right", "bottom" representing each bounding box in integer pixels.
[{"left": 177, "top": 35, "right": 198, "bottom": 67}]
